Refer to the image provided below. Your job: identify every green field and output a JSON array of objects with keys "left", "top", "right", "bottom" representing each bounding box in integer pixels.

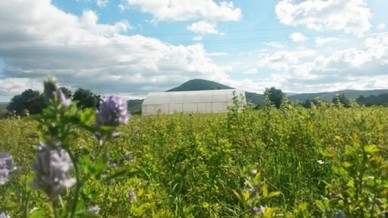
[{"left": 0, "top": 105, "right": 387, "bottom": 217}]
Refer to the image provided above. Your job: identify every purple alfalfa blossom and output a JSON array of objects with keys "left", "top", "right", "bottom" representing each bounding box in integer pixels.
[
  {"left": 250, "top": 185, "right": 260, "bottom": 197},
  {"left": 43, "top": 77, "right": 71, "bottom": 108},
  {"left": 251, "top": 206, "right": 267, "bottom": 215},
  {"left": 96, "top": 96, "right": 129, "bottom": 127},
  {"left": 333, "top": 210, "right": 346, "bottom": 218},
  {"left": 0, "top": 166, "right": 9, "bottom": 185},
  {"left": 0, "top": 152, "right": 17, "bottom": 185},
  {"left": 128, "top": 190, "right": 136, "bottom": 203},
  {"left": 30, "top": 142, "right": 76, "bottom": 198},
  {"left": 110, "top": 163, "right": 117, "bottom": 168},
  {"left": 58, "top": 89, "right": 71, "bottom": 108},
  {"left": 88, "top": 206, "right": 101, "bottom": 214},
  {"left": 251, "top": 207, "right": 259, "bottom": 215},
  {"left": 0, "top": 212, "right": 10, "bottom": 218}
]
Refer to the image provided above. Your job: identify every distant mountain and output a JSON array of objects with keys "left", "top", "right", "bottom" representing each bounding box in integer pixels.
[
  {"left": 166, "top": 79, "right": 264, "bottom": 105},
  {"left": 167, "top": 79, "right": 233, "bottom": 92},
  {"left": 289, "top": 89, "right": 388, "bottom": 102}
]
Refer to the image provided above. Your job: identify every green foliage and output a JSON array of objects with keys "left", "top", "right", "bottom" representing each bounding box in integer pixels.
[
  {"left": 357, "top": 93, "right": 388, "bottom": 106},
  {"left": 1, "top": 100, "right": 388, "bottom": 217},
  {"left": 264, "top": 87, "right": 286, "bottom": 109},
  {"left": 332, "top": 93, "right": 351, "bottom": 108},
  {"left": 6, "top": 89, "right": 46, "bottom": 116},
  {"left": 73, "top": 88, "right": 100, "bottom": 109}
]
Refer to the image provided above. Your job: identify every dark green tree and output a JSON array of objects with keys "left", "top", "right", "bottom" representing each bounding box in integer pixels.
[
  {"left": 264, "top": 87, "right": 286, "bottom": 108},
  {"left": 356, "top": 94, "right": 388, "bottom": 106},
  {"left": 73, "top": 88, "right": 99, "bottom": 109},
  {"left": 7, "top": 89, "right": 46, "bottom": 115},
  {"left": 301, "top": 97, "right": 327, "bottom": 108},
  {"left": 332, "top": 94, "right": 350, "bottom": 107}
]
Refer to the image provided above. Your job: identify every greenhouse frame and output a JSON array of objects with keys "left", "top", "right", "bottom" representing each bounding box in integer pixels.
[{"left": 142, "top": 89, "right": 246, "bottom": 115}]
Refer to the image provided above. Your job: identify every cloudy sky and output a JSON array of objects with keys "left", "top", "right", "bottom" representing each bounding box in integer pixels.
[{"left": 0, "top": 0, "right": 387, "bottom": 101}]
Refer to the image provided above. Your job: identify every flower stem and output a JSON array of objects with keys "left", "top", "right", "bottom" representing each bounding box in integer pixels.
[
  {"left": 52, "top": 200, "right": 58, "bottom": 218},
  {"left": 68, "top": 152, "right": 81, "bottom": 218}
]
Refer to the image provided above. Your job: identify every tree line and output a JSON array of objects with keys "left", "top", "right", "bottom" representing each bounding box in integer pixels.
[
  {"left": 263, "top": 87, "right": 388, "bottom": 109},
  {"left": 2, "top": 87, "right": 388, "bottom": 118},
  {"left": 5, "top": 87, "right": 100, "bottom": 117}
]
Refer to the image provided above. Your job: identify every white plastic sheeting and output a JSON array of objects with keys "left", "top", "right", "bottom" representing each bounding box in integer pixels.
[{"left": 142, "top": 89, "right": 246, "bottom": 115}]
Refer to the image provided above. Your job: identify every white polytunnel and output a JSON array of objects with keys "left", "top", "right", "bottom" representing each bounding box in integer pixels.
[{"left": 141, "top": 89, "right": 246, "bottom": 115}]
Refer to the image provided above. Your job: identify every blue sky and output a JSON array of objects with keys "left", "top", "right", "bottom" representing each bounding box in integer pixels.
[{"left": 0, "top": 0, "right": 387, "bottom": 101}]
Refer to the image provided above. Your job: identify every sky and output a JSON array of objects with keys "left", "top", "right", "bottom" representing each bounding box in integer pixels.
[{"left": 0, "top": 0, "right": 387, "bottom": 101}]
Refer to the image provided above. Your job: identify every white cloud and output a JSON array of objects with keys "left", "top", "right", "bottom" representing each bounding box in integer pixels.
[
  {"left": 290, "top": 32, "right": 308, "bottom": 42},
  {"left": 263, "top": 41, "right": 284, "bottom": 49},
  {"left": 0, "top": 0, "right": 228, "bottom": 100},
  {"left": 378, "top": 23, "right": 386, "bottom": 30},
  {"left": 275, "top": 0, "right": 372, "bottom": 36},
  {"left": 96, "top": 0, "right": 109, "bottom": 8},
  {"left": 258, "top": 50, "right": 316, "bottom": 71},
  {"left": 314, "top": 37, "right": 339, "bottom": 46},
  {"left": 193, "top": 36, "right": 203, "bottom": 41},
  {"left": 243, "top": 68, "right": 258, "bottom": 75},
  {"left": 187, "top": 21, "right": 219, "bottom": 35},
  {"left": 121, "top": 0, "right": 242, "bottom": 22},
  {"left": 254, "top": 33, "right": 388, "bottom": 92}
]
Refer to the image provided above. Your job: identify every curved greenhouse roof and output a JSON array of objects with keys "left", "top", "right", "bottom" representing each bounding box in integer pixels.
[{"left": 142, "top": 89, "right": 245, "bottom": 115}]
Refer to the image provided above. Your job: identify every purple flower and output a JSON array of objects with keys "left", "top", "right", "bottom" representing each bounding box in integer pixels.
[
  {"left": 88, "top": 206, "right": 101, "bottom": 214},
  {"left": 251, "top": 207, "right": 259, "bottom": 215},
  {"left": 96, "top": 96, "right": 129, "bottom": 127},
  {"left": 0, "top": 152, "right": 17, "bottom": 185},
  {"left": 334, "top": 210, "right": 345, "bottom": 218},
  {"left": 128, "top": 190, "right": 136, "bottom": 203},
  {"left": 0, "top": 167, "right": 9, "bottom": 185},
  {"left": 125, "top": 154, "right": 132, "bottom": 162},
  {"left": 43, "top": 77, "right": 71, "bottom": 108},
  {"left": 30, "top": 142, "right": 76, "bottom": 198},
  {"left": 0, "top": 212, "right": 10, "bottom": 218},
  {"left": 250, "top": 185, "right": 259, "bottom": 197},
  {"left": 58, "top": 89, "right": 71, "bottom": 108},
  {"left": 251, "top": 206, "right": 266, "bottom": 215}
]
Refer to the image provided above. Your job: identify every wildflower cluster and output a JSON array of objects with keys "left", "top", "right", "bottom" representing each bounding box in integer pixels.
[
  {"left": 96, "top": 96, "right": 129, "bottom": 127},
  {"left": 0, "top": 152, "right": 17, "bottom": 185},
  {"left": 0, "top": 77, "right": 131, "bottom": 216},
  {"left": 30, "top": 142, "right": 75, "bottom": 199}
]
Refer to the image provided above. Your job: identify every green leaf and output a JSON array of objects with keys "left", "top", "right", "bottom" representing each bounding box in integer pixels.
[
  {"left": 364, "top": 144, "right": 379, "bottom": 153},
  {"left": 80, "top": 108, "right": 96, "bottom": 126},
  {"left": 262, "top": 184, "right": 268, "bottom": 198},
  {"left": 315, "top": 200, "right": 326, "bottom": 212},
  {"left": 267, "top": 191, "right": 281, "bottom": 198},
  {"left": 29, "top": 209, "right": 46, "bottom": 218}
]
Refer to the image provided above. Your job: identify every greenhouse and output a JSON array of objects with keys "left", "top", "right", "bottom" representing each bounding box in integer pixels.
[{"left": 142, "top": 89, "right": 246, "bottom": 115}]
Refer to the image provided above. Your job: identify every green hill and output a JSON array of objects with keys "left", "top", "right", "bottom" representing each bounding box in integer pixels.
[
  {"left": 166, "top": 79, "right": 264, "bottom": 105},
  {"left": 289, "top": 89, "right": 388, "bottom": 102},
  {"left": 167, "top": 79, "right": 233, "bottom": 92}
]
